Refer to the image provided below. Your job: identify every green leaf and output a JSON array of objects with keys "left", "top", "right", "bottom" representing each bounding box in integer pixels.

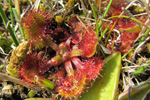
[
  {"left": 118, "top": 80, "right": 150, "bottom": 100},
  {"left": 40, "top": 78, "right": 56, "bottom": 89},
  {"left": 35, "top": 77, "right": 55, "bottom": 90},
  {"left": 80, "top": 52, "right": 121, "bottom": 100}
]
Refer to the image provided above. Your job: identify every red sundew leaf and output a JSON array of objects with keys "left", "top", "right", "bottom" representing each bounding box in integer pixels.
[
  {"left": 68, "top": 16, "right": 83, "bottom": 44},
  {"left": 111, "top": 10, "right": 122, "bottom": 21},
  {"left": 105, "top": 16, "right": 147, "bottom": 53},
  {"left": 22, "top": 9, "right": 61, "bottom": 49},
  {"left": 105, "top": 0, "right": 127, "bottom": 15},
  {"left": 20, "top": 53, "right": 39, "bottom": 83},
  {"left": 68, "top": 16, "right": 98, "bottom": 57},
  {"left": 68, "top": 16, "right": 84, "bottom": 33},
  {"left": 118, "top": 41, "right": 132, "bottom": 53},
  {"left": 72, "top": 57, "right": 103, "bottom": 82},
  {"left": 19, "top": 53, "right": 51, "bottom": 83},
  {"left": 78, "top": 27, "right": 98, "bottom": 57},
  {"left": 71, "top": 32, "right": 83, "bottom": 44},
  {"left": 118, "top": 32, "right": 139, "bottom": 53},
  {"left": 119, "top": 16, "right": 148, "bottom": 33},
  {"left": 110, "top": 0, "right": 126, "bottom": 10},
  {"left": 104, "top": 1, "right": 147, "bottom": 34},
  {"left": 120, "top": 32, "right": 139, "bottom": 43},
  {"left": 118, "top": 18, "right": 137, "bottom": 29},
  {"left": 105, "top": 16, "right": 147, "bottom": 34},
  {"left": 106, "top": 32, "right": 139, "bottom": 53},
  {"left": 83, "top": 57, "right": 103, "bottom": 82},
  {"left": 48, "top": 68, "right": 66, "bottom": 81},
  {"left": 22, "top": 10, "right": 50, "bottom": 49},
  {"left": 38, "top": 60, "right": 51, "bottom": 74},
  {"left": 55, "top": 70, "right": 86, "bottom": 99}
]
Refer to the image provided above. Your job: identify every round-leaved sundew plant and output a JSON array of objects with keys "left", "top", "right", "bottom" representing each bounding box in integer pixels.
[
  {"left": 48, "top": 16, "right": 104, "bottom": 99},
  {"left": 9, "top": 7, "right": 104, "bottom": 99}
]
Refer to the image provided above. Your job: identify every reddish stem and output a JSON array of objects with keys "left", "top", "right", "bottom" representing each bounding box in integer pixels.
[
  {"left": 71, "top": 57, "right": 84, "bottom": 70},
  {"left": 43, "top": 35, "right": 60, "bottom": 52},
  {"left": 65, "top": 60, "right": 74, "bottom": 76}
]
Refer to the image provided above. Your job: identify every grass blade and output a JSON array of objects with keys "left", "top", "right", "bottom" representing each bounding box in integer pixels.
[
  {"left": 0, "top": 4, "right": 19, "bottom": 46},
  {"left": 98, "top": 0, "right": 113, "bottom": 30},
  {"left": 121, "top": 48, "right": 133, "bottom": 59},
  {"left": 91, "top": 4, "right": 99, "bottom": 36},
  {"left": 8, "top": 0, "right": 15, "bottom": 28},
  {"left": 99, "top": 23, "right": 110, "bottom": 41},
  {"left": 107, "top": 15, "right": 146, "bottom": 27},
  {"left": 12, "top": 8, "right": 26, "bottom": 41}
]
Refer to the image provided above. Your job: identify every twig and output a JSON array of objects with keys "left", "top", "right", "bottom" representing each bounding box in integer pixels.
[
  {"left": 0, "top": 72, "right": 42, "bottom": 91},
  {"left": 132, "top": 37, "right": 150, "bottom": 63},
  {"left": 80, "top": 0, "right": 88, "bottom": 14},
  {"left": 122, "top": 63, "right": 150, "bottom": 69}
]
